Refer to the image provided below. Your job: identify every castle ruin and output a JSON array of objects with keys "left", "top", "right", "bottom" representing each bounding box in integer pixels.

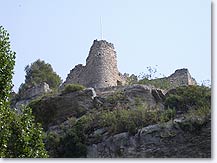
[
  {"left": 61, "top": 40, "right": 196, "bottom": 90},
  {"left": 166, "top": 68, "right": 197, "bottom": 86},
  {"left": 62, "top": 40, "right": 125, "bottom": 88}
]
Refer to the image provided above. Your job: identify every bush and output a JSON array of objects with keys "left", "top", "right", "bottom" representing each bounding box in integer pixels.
[
  {"left": 106, "top": 91, "right": 126, "bottom": 104},
  {"left": 164, "top": 85, "right": 211, "bottom": 114},
  {"left": 62, "top": 84, "right": 85, "bottom": 94},
  {"left": 74, "top": 106, "right": 176, "bottom": 136},
  {"left": 46, "top": 128, "right": 87, "bottom": 158},
  {"left": 178, "top": 105, "right": 211, "bottom": 132},
  {"left": 45, "top": 104, "right": 178, "bottom": 157},
  {"left": 138, "top": 78, "right": 175, "bottom": 90},
  {"left": 46, "top": 116, "right": 89, "bottom": 158},
  {"left": 57, "top": 128, "right": 87, "bottom": 158},
  {"left": 127, "top": 66, "right": 175, "bottom": 89},
  {"left": 185, "top": 106, "right": 210, "bottom": 125}
]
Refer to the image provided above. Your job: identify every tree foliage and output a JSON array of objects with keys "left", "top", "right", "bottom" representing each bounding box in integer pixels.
[
  {"left": 0, "top": 106, "right": 48, "bottom": 158},
  {"left": 0, "top": 26, "right": 15, "bottom": 103},
  {"left": 0, "top": 26, "right": 48, "bottom": 158},
  {"left": 19, "top": 59, "right": 62, "bottom": 94}
]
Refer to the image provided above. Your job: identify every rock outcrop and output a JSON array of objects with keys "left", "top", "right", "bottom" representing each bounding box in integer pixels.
[
  {"left": 28, "top": 84, "right": 165, "bottom": 130},
  {"left": 29, "top": 88, "right": 96, "bottom": 130},
  {"left": 20, "top": 82, "right": 52, "bottom": 100},
  {"left": 95, "top": 84, "right": 165, "bottom": 111},
  {"left": 87, "top": 116, "right": 211, "bottom": 158},
  {"left": 27, "top": 84, "right": 210, "bottom": 158},
  {"left": 11, "top": 82, "right": 52, "bottom": 112}
]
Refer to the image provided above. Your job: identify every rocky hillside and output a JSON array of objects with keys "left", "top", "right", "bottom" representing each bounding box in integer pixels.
[
  {"left": 21, "top": 84, "right": 211, "bottom": 158},
  {"left": 87, "top": 116, "right": 211, "bottom": 158}
]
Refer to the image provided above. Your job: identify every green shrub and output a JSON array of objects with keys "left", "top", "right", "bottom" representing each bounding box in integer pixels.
[
  {"left": 62, "top": 84, "right": 85, "bottom": 94},
  {"left": 178, "top": 105, "right": 210, "bottom": 132},
  {"left": 159, "top": 108, "right": 176, "bottom": 123},
  {"left": 138, "top": 78, "right": 175, "bottom": 90},
  {"left": 46, "top": 128, "right": 87, "bottom": 158},
  {"left": 106, "top": 91, "right": 126, "bottom": 104},
  {"left": 58, "top": 128, "right": 87, "bottom": 158},
  {"left": 46, "top": 116, "right": 90, "bottom": 158},
  {"left": 185, "top": 106, "right": 210, "bottom": 124},
  {"left": 45, "top": 104, "right": 178, "bottom": 157},
  {"left": 76, "top": 105, "right": 176, "bottom": 136},
  {"left": 126, "top": 66, "right": 175, "bottom": 89},
  {"left": 164, "top": 85, "right": 211, "bottom": 113}
]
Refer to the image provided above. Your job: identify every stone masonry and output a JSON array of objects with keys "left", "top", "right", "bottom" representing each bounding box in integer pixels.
[
  {"left": 61, "top": 40, "right": 125, "bottom": 88},
  {"left": 61, "top": 40, "right": 196, "bottom": 90},
  {"left": 166, "top": 68, "right": 196, "bottom": 86}
]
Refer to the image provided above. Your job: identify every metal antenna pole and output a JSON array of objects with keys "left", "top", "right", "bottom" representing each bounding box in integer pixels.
[{"left": 100, "top": 16, "right": 103, "bottom": 40}]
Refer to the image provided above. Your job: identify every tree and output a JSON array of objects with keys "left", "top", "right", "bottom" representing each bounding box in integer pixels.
[
  {"left": 0, "top": 26, "right": 48, "bottom": 158},
  {"left": 0, "top": 26, "right": 15, "bottom": 103},
  {"left": 19, "top": 59, "right": 62, "bottom": 94},
  {"left": 0, "top": 106, "right": 48, "bottom": 158}
]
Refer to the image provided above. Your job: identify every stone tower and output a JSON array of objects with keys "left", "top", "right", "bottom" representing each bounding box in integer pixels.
[{"left": 61, "top": 40, "right": 125, "bottom": 88}]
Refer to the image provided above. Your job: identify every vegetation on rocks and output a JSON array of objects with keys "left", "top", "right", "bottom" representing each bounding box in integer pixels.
[
  {"left": 46, "top": 116, "right": 88, "bottom": 158},
  {"left": 44, "top": 84, "right": 211, "bottom": 158},
  {"left": 45, "top": 103, "right": 176, "bottom": 157},
  {"left": 138, "top": 78, "right": 175, "bottom": 90},
  {"left": 106, "top": 91, "right": 126, "bottom": 105},
  {"left": 46, "top": 126, "right": 87, "bottom": 158},
  {"left": 61, "top": 84, "right": 85, "bottom": 94},
  {"left": 126, "top": 66, "right": 175, "bottom": 89},
  {"left": 18, "top": 59, "right": 62, "bottom": 96},
  {"left": 164, "top": 85, "right": 211, "bottom": 114}
]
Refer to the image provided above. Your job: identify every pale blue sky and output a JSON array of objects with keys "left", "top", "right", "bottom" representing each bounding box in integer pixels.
[{"left": 0, "top": 0, "right": 211, "bottom": 92}]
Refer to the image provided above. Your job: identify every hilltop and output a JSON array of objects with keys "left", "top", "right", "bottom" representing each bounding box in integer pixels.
[{"left": 10, "top": 40, "right": 211, "bottom": 158}]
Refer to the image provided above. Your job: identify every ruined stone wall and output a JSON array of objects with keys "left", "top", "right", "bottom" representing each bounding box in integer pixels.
[
  {"left": 167, "top": 68, "right": 196, "bottom": 86},
  {"left": 62, "top": 64, "right": 85, "bottom": 86},
  {"left": 61, "top": 40, "right": 196, "bottom": 90},
  {"left": 61, "top": 40, "right": 125, "bottom": 89}
]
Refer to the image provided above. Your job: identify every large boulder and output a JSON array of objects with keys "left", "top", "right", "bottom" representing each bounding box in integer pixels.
[
  {"left": 29, "top": 88, "right": 96, "bottom": 130},
  {"left": 11, "top": 82, "right": 52, "bottom": 112},
  {"left": 20, "top": 82, "right": 52, "bottom": 100}
]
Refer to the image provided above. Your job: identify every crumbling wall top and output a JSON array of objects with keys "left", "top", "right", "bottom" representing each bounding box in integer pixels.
[{"left": 92, "top": 39, "right": 114, "bottom": 49}]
